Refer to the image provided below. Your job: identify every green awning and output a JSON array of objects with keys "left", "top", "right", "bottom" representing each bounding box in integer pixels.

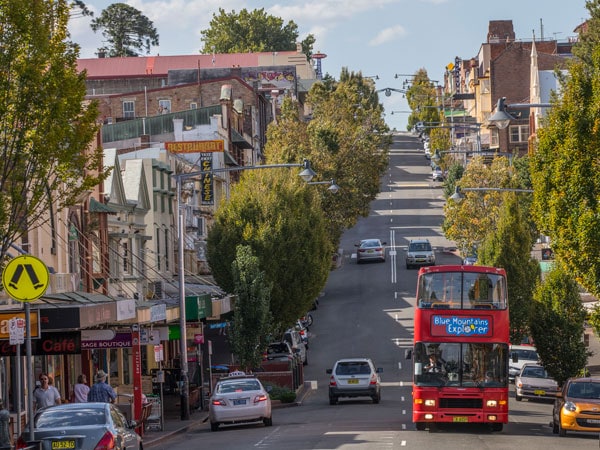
[
  {"left": 89, "top": 197, "right": 118, "bottom": 214},
  {"left": 231, "top": 129, "right": 253, "bottom": 149}
]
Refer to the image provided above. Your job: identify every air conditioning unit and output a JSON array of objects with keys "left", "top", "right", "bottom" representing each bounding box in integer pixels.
[{"left": 149, "top": 280, "right": 164, "bottom": 300}]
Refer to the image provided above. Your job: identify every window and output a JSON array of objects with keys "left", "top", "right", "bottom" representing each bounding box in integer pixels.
[
  {"left": 190, "top": 102, "right": 198, "bottom": 109},
  {"left": 509, "top": 125, "right": 529, "bottom": 143},
  {"left": 158, "top": 99, "right": 171, "bottom": 114},
  {"left": 123, "top": 101, "right": 135, "bottom": 118},
  {"left": 490, "top": 128, "right": 499, "bottom": 147}
]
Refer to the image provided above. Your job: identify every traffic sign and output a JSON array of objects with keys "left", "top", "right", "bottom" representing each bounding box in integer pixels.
[{"left": 2, "top": 255, "right": 49, "bottom": 302}]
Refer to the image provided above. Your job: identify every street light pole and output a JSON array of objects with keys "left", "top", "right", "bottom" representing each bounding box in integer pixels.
[{"left": 173, "top": 159, "right": 316, "bottom": 420}]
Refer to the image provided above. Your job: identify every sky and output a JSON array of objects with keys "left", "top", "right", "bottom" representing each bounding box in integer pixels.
[{"left": 69, "top": 0, "right": 590, "bottom": 131}]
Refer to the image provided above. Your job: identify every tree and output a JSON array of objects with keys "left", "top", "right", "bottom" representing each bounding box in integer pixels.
[
  {"left": 200, "top": 8, "right": 315, "bottom": 59},
  {"left": 266, "top": 71, "right": 389, "bottom": 246},
  {"left": 406, "top": 68, "right": 439, "bottom": 133},
  {"left": 530, "top": 266, "right": 588, "bottom": 386},
  {"left": 530, "top": 3, "right": 600, "bottom": 300},
  {"left": 476, "top": 193, "right": 541, "bottom": 342},
  {"left": 0, "top": 1, "right": 107, "bottom": 264},
  {"left": 90, "top": 3, "right": 159, "bottom": 57},
  {"left": 228, "top": 245, "right": 273, "bottom": 371},
  {"left": 206, "top": 169, "right": 332, "bottom": 331}
]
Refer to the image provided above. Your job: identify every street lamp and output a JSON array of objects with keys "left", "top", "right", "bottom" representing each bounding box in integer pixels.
[
  {"left": 307, "top": 179, "right": 340, "bottom": 194},
  {"left": 174, "top": 159, "right": 315, "bottom": 420},
  {"left": 488, "top": 97, "right": 552, "bottom": 129},
  {"left": 450, "top": 186, "right": 534, "bottom": 202}
]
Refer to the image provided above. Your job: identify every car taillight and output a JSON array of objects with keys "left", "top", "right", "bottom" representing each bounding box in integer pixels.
[
  {"left": 93, "top": 431, "right": 116, "bottom": 450},
  {"left": 369, "top": 375, "right": 378, "bottom": 385},
  {"left": 329, "top": 375, "right": 337, "bottom": 387},
  {"left": 254, "top": 394, "right": 268, "bottom": 403},
  {"left": 212, "top": 398, "right": 226, "bottom": 406},
  {"left": 16, "top": 436, "right": 27, "bottom": 449},
  {"left": 358, "top": 249, "right": 365, "bottom": 253},
  {"left": 375, "top": 247, "right": 382, "bottom": 251}
]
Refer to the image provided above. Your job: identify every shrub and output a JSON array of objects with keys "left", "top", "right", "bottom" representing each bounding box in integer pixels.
[{"left": 266, "top": 384, "right": 296, "bottom": 403}]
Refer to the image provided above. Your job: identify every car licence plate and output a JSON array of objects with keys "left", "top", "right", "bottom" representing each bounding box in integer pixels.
[
  {"left": 533, "top": 389, "right": 546, "bottom": 395},
  {"left": 232, "top": 399, "right": 247, "bottom": 405},
  {"left": 347, "top": 379, "right": 359, "bottom": 384},
  {"left": 587, "top": 419, "right": 600, "bottom": 424},
  {"left": 52, "top": 441, "right": 75, "bottom": 449},
  {"left": 452, "top": 417, "right": 468, "bottom": 423}
]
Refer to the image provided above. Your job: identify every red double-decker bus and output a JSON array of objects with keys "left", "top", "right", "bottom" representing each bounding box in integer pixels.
[{"left": 408, "top": 265, "right": 509, "bottom": 431}]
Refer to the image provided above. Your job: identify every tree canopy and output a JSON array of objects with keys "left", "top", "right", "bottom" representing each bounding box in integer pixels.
[
  {"left": 0, "top": 0, "right": 107, "bottom": 263},
  {"left": 200, "top": 8, "right": 314, "bottom": 59},
  {"left": 206, "top": 169, "right": 332, "bottom": 331},
  {"left": 90, "top": 3, "right": 159, "bottom": 57}
]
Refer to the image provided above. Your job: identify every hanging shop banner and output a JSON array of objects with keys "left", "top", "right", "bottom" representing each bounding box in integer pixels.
[
  {"left": 0, "top": 310, "right": 40, "bottom": 339},
  {"left": 81, "top": 330, "right": 131, "bottom": 349},
  {"left": 200, "top": 153, "right": 214, "bottom": 205}
]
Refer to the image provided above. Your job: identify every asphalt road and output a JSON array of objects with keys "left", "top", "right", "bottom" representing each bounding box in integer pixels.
[{"left": 150, "top": 133, "right": 600, "bottom": 450}]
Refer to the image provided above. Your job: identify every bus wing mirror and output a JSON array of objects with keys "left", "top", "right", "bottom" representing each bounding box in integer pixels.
[
  {"left": 405, "top": 349, "right": 412, "bottom": 360},
  {"left": 512, "top": 353, "right": 518, "bottom": 363}
]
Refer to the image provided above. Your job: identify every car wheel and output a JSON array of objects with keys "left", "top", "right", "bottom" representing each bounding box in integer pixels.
[
  {"left": 415, "top": 422, "right": 426, "bottom": 431},
  {"left": 406, "top": 264, "right": 411, "bottom": 270},
  {"left": 264, "top": 416, "right": 273, "bottom": 427},
  {"left": 558, "top": 419, "right": 567, "bottom": 437},
  {"left": 210, "top": 422, "right": 219, "bottom": 431},
  {"left": 515, "top": 393, "right": 522, "bottom": 402},
  {"left": 552, "top": 420, "right": 559, "bottom": 434},
  {"left": 303, "top": 354, "right": 308, "bottom": 366},
  {"left": 372, "top": 393, "right": 380, "bottom": 404},
  {"left": 329, "top": 396, "right": 337, "bottom": 405}
]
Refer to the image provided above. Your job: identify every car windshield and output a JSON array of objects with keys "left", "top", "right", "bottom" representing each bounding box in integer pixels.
[
  {"left": 335, "top": 361, "right": 372, "bottom": 375},
  {"left": 521, "top": 366, "right": 548, "bottom": 378},
  {"left": 217, "top": 380, "right": 262, "bottom": 393},
  {"left": 36, "top": 408, "right": 105, "bottom": 428},
  {"left": 567, "top": 382, "right": 600, "bottom": 399},
  {"left": 513, "top": 349, "right": 538, "bottom": 360},
  {"left": 268, "top": 343, "right": 289, "bottom": 354},
  {"left": 410, "top": 242, "right": 431, "bottom": 252},
  {"left": 361, "top": 240, "right": 380, "bottom": 248}
]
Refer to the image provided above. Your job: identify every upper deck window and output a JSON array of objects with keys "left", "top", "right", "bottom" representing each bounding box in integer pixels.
[{"left": 417, "top": 271, "right": 507, "bottom": 310}]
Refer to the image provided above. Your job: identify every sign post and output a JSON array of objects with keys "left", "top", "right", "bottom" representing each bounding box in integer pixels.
[{"left": 2, "top": 255, "right": 49, "bottom": 442}]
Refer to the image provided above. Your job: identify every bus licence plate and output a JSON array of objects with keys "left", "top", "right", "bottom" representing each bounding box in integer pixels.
[
  {"left": 452, "top": 417, "right": 468, "bottom": 423},
  {"left": 347, "top": 379, "right": 359, "bottom": 384},
  {"left": 52, "top": 441, "right": 75, "bottom": 449},
  {"left": 534, "top": 389, "right": 546, "bottom": 396}
]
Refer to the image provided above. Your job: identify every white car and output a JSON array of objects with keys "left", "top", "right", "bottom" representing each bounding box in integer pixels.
[
  {"left": 326, "top": 358, "right": 383, "bottom": 405},
  {"left": 509, "top": 345, "right": 539, "bottom": 382},
  {"left": 208, "top": 374, "right": 272, "bottom": 431}
]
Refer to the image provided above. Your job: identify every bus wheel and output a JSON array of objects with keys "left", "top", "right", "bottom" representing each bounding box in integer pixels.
[
  {"left": 491, "top": 423, "right": 503, "bottom": 432},
  {"left": 415, "top": 422, "right": 426, "bottom": 431}
]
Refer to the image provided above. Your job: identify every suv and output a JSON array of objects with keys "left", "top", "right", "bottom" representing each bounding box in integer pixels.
[
  {"left": 326, "top": 358, "right": 383, "bottom": 405},
  {"left": 283, "top": 329, "right": 307, "bottom": 365},
  {"left": 406, "top": 239, "right": 435, "bottom": 269},
  {"left": 509, "top": 345, "right": 539, "bottom": 382}
]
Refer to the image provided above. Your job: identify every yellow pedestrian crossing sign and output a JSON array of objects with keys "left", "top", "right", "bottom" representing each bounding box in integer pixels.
[{"left": 2, "top": 255, "right": 49, "bottom": 302}]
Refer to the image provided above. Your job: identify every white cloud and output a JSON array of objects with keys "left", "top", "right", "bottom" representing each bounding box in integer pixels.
[{"left": 369, "top": 25, "right": 407, "bottom": 46}]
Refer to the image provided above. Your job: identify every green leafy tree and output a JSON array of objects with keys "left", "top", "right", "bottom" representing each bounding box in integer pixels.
[
  {"left": 206, "top": 169, "right": 331, "bottom": 331},
  {"left": 228, "top": 245, "right": 273, "bottom": 371},
  {"left": 200, "top": 8, "right": 314, "bottom": 59},
  {"left": 477, "top": 193, "right": 541, "bottom": 342},
  {"left": 69, "top": 1, "right": 93, "bottom": 18},
  {"left": 266, "top": 71, "right": 389, "bottom": 246},
  {"left": 90, "top": 3, "right": 159, "bottom": 57},
  {"left": 406, "top": 69, "right": 439, "bottom": 132},
  {"left": 530, "top": 266, "right": 588, "bottom": 386},
  {"left": 0, "top": 1, "right": 107, "bottom": 264}
]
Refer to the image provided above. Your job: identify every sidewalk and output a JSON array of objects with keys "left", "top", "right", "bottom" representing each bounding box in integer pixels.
[{"left": 143, "top": 384, "right": 311, "bottom": 448}]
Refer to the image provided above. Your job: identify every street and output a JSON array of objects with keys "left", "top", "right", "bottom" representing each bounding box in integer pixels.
[{"left": 148, "top": 133, "right": 600, "bottom": 449}]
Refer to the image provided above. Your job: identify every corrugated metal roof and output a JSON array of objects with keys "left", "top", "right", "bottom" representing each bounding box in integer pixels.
[{"left": 77, "top": 52, "right": 299, "bottom": 78}]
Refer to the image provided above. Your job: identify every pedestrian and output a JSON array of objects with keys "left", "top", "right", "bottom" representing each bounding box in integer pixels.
[
  {"left": 33, "top": 373, "right": 61, "bottom": 410},
  {"left": 72, "top": 374, "right": 90, "bottom": 403},
  {"left": 87, "top": 370, "right": 117, "bottom": 403}
]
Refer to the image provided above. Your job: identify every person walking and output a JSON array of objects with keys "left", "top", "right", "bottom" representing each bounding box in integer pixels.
[
  {"left": 72, "top": 374, "right": 90, "bottom": 403},
  {"left": 87, "top": 370, "right": 117, "bottom": 403},
  {"left": 33, "top": 373, "right": 61, "bottom": 410}
]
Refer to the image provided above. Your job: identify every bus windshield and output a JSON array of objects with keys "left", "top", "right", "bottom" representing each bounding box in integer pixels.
[
  {"left": 413, "top": 342, "right": 508, "bottom": 388},
  {"left": 417, "top": 271, "right": 507, "bottom": 309}
]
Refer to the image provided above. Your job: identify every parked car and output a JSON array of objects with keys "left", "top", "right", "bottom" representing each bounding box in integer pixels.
[
  {"left": 326, "top": 358, "right": 383, "bottom": 405},
  {"left": 355, "top": 238, "right": 386, "bottom": 263},
  {"left": 209, "top": 373, "right": 272, "bottom": 431},
  {"left": 405, "top": 239, "right": 435, "bottom": 269},
  {"left": 283, "top": 328, "right": 308, "bottom": 365},
  {"left": 16, "top": 402, "right": 142, "bottom": 450},
  {"left": 509, "top": 345, "right": 539, "bottom": 382},
  {"left": 432, "top": 166, "right": 445, "bottom": 182},
  {"left": 552, "top": 376, "right": 600, "bottom": 436},
  {"left": 515, "top": 363, "right": 560, "bottom": 401},
  {"left": 264, "top": 341, "right": 297, "bottom": 362}
]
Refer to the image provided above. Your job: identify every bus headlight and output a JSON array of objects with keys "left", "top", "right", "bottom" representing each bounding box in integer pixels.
[
  {"left": 425, "top": 399, "right": 436, "bottom": 407},
  {"left": 486, "top": 400, "right": 498, "bottom": 407}
]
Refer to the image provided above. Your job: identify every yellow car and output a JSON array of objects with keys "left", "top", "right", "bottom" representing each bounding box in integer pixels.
[{"left": 552, "top": 376, "right": 600, "bottom": 436}]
